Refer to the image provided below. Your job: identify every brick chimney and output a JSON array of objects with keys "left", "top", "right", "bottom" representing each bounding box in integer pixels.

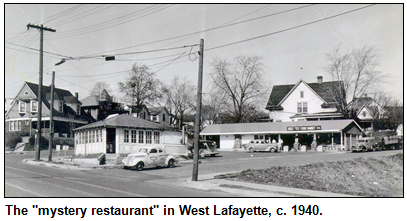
[
  {"left": 317, "top": 76, "right": 323, "bottom": 84},
  {"left": 75, "top": 92, "right": 79, "bottom": 101}
]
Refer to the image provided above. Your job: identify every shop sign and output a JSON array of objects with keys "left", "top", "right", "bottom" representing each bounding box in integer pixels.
[{"left": 287, "top": 126, "right": 322, "bottom": 131}]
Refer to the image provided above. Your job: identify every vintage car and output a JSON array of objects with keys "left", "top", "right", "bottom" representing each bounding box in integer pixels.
[
  {"left": 122, "top": 146, "right": 178, "bottom": 171},
  {"left": 188, "top": 140, "right": 220, "bottom": 158},
  {"left": 244, "top": 140, "right": 278, "bottom": 152},
  {"left": 351, "top": 137, "right": 377, "bottom": 152}
]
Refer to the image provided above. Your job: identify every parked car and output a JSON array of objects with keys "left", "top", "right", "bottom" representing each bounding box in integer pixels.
[
  {"left": 188, "top": 140, "right": 220, "bottom": 158},
  {"left": 351, "top": 137, "right": 377, "bottom": 152},
  {"left": 122, "top": 146, "right": 178, "bottom": 170},
  {"left": 244, "top": 140, "right": 278, "bottom": 152}
]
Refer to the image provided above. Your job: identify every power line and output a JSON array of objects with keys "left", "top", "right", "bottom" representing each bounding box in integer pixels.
[
  {"left": 49, "top": 4, "right": 117, "bottom": 27},
  {"left": 73, "top": 44, "right": 198, "bottom": 60},
  {"left": 42, "top": 4, "right": 88, "bottom": 24},
  {"left": 5, "top": 41, "right": 71, "bottom": 58},
  {"left": 18, "top": 4, "right": 168, "bottom": 41},
  {"left": 83, "top": 4, "right": 314, "bottom": 56},
  {"left": 205, "top": 4, "right": 376, "bottom": 52}
]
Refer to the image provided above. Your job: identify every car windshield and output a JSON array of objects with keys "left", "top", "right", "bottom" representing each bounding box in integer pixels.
[{"left": 139, "top": 148, "right": 147, "bottom": 153}]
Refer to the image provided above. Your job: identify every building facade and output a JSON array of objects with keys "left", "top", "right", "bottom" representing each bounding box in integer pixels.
[
  {"left": 265, "top": 76, "right": 344, "bottom": 122},
  {"left": 74, "top": 114, "right": 184, "bottom": 155},
  {"left": 5, "top": 82, "right": 92, "bottom": 137}
]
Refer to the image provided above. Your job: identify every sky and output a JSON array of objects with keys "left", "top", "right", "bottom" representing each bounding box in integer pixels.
[{"left": 4, "top": 4, "right": 404, "bottom": 110}]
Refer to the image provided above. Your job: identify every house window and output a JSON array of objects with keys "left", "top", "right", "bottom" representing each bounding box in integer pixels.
[
  {"left": 146, "top": 131, "right": 152, "bottom": 144},
  {"left": 300, "top": 91, "right": 304, "bottom": 98},
  {"left": 24, "top": 91, "right": 29, "bottom": 95},
  {"left": 138, "top": 130, "right": 144, "bottom": 143},
  {"left": 297, "top": 102, "right": 308, "bottom": 113},
  {"left": 362, "top": 111, "right": 367, "bottom": 117},
  {"left": 124, "top": 130, "right": 130, "bottom": 143},
  {"left": 154, "top": 131, "right": 160, "bottom": 144},
  {"left": 9, "top": 121, "right": 21, "bottom": 131},
  {"left": 25, "top": 120, "right": 30, "bottom": 126},
  {"left": 59, "top": 101, "right": 63, "bottom": 112},
  {"left": 131, "top": 130, "right": 137, "bottom": 143},
  {"left": 19, "top": 102, "right": 26, "bottom": 113},
  {"left": 152, "top": 115, "right": 157, "bottom": 122},
  {"left": 31, "top": 101, "right": 38, "bottom": 112},
  {"left": 163, "top": 114, "right": 166, "bottom": 122}
]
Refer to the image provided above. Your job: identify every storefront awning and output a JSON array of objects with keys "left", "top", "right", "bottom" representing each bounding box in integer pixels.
[{"left": 201, "top": 119, "right": 362, "bottom": 135}]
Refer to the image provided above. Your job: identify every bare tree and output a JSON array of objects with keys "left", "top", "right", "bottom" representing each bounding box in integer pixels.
[
  {"left": 90, "top": 82, "right": 112, "bottom": 98},
  {"left": 118, "top": 63, "right": 162, "bottom": 109},
  {"left": 324, "top": 45, "right": 384, "bottom": 118},
  {"left": 210, "top": 55, "right": 267, "bottom": 123},
  {"left": 163, "top": 75, "right": 196, "bottom": 129}
]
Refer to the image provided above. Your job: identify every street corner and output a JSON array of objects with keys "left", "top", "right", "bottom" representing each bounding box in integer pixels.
[{"left": 21, "top": 158, "right": 96, "bottom": 170}]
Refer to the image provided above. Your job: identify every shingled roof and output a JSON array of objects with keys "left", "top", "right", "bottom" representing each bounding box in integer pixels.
[
  {"left": 265, "top": 79, "right": 345, "bottom": 111},
  {"left": 75, "top": 114, "right": 164, "bottom": 130}
]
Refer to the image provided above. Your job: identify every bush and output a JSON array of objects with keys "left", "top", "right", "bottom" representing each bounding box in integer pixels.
[
  {"left": 25, "top": 135, "right": 49, "bottom": 151},
  {"left": 5, "top": 132, "right": 23, "bottom": 149}
]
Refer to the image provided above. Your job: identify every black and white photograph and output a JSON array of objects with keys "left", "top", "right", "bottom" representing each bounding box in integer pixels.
[{"left": 4, "top": 3, "right": 403, "bottom": 200}]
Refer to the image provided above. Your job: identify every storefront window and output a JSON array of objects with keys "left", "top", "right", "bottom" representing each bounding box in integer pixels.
[
  {"left": 146, "top": 131, "right": 152, "bottom": 144},
  {"left": 131, "top": 130, "right": 137, "bottom": 143},
  {"left": 124, "top": 130, "right": 130, "bottom": 143},
  {"left": 138, "top": 130, "right": 144, "bottom": 143},
  {"left": 154, "top": 131, "right": 160, "bottom": 144}
]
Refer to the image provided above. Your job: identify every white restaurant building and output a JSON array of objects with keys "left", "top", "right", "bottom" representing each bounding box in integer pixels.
[
  {"left": 74, "top": 114, "right": 183, "bottom": 155},
  {"left": 201, "top": 119, "right": 363, "bottom": 150}
]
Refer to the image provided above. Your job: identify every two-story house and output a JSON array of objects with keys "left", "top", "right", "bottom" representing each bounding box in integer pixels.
[
  {"left": 5, "top": 81, "right": 92, "bottom": 137},
  {"left": 265, "top": 76, "right": 345, "bottom": 122},
  {"left": 348, "top": 96, "right": 388, "bottom": 131},
  {"left": 148, "top": 106, "right": 175, "bottom": 127},
  {"left": 80, "top": 89, "right": 126, "bottom": 121}
]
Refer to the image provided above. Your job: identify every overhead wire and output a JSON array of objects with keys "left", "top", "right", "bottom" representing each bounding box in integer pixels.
[
  {"left": 205, "top": 4, "right": 376, "bottom": 52},
  {"left": 49, "top": 4, "right": 117, "bottom": 27},
  {"left": 82, "top": 4, "right": 315, "bottom": 56}
]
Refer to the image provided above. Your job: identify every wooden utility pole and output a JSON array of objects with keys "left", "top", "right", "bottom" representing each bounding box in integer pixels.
[
  {"left": 48, "top": 71, "right": 55, "bottom": 162},
  {"left": 27, "top": 24, "right": 56, "bottom": 161},
  {"left": 192, "top": 39, "right": 204, "bottom": 181}
]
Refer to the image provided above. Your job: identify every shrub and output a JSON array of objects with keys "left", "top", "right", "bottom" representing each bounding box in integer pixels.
[
  {"left": 53, "top": 137, "right": 74, "bottom": 147},
  {"left": 5, "top": 132, "right": 23, "bottom": 149},
  {"left": 26, "top": 135, "right": 49, "bottom": 151}
]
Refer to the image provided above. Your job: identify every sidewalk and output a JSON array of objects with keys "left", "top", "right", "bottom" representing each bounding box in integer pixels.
[
  {"left": 22, "top": 158, "right": 358, "bottom": 197},
  {"left": 148, "top": 173, "right": 358, "bottom": 197}
]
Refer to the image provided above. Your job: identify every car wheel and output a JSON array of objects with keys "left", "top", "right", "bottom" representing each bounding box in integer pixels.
[
  {"left": 248, "top": 147, "right": 254, "bottom": 153},
  {"left": 134, "top": 162, "right": 144, "bottom": 171},
  {"left": 199, "top": 150, "right": 206, "bottom": 158},
  {"left": 270, "top": 148, "right": 276, "bottom": 153},
  {"left": 391, "top": 145, "right": 396, "bottom": 150},
  {"left": 167, "top": 159, "right": 175, "bottom": 168},
  {"left": 362, "top": 147, "right": 367, "bottom": 152}
]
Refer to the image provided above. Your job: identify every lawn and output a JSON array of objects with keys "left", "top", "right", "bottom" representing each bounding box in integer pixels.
[{"left": 231, "top": 153, "right": 403, "bottom": 197}]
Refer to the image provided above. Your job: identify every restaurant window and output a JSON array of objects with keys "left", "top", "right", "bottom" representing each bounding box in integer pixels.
[
  {"left": 19, "top": 102, "right": 26, "bottom": 113},
  {"left": 138, "top": 130, "right": 144, "bottom": 143},
  {"left": 85, "top": 131, "right": 89, "bottom": 144},
  {"left": 131, "top": 130, "right": 137, "bottom": 143},
  {"left": 124, "top": 130, "right": 130, "bottom": 143},
  {"left": 99, "top": 129, "right": 103, "bottom": 142},
  {"left": 146, "top": 131, "right": 152, "bottom": 144},
  {"left": 154, "top": 131, "right": 160, "bottom": 144}
]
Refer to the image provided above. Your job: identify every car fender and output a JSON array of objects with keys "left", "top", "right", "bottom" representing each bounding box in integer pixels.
[
  {"left": 128, "top": 158, "right": 144, "bottom": 167},
  {"left": 165, "top": 156, "right": 177, "bottom": 164}
]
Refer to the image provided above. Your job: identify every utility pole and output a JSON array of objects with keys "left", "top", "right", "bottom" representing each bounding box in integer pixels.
[
  {"left": 27, "top": 23, "right": 56, "bottom": 161},
  {"left": 192, "top": 39, "right": 204, "bottom": 181},
  {"left": 48, "top": 71, "right": 55, "bottom": 162}
]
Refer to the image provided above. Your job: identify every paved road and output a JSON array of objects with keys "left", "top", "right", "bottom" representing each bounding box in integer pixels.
[{"left": 5, "top": 150, "right": 402, "bottom": 197}]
